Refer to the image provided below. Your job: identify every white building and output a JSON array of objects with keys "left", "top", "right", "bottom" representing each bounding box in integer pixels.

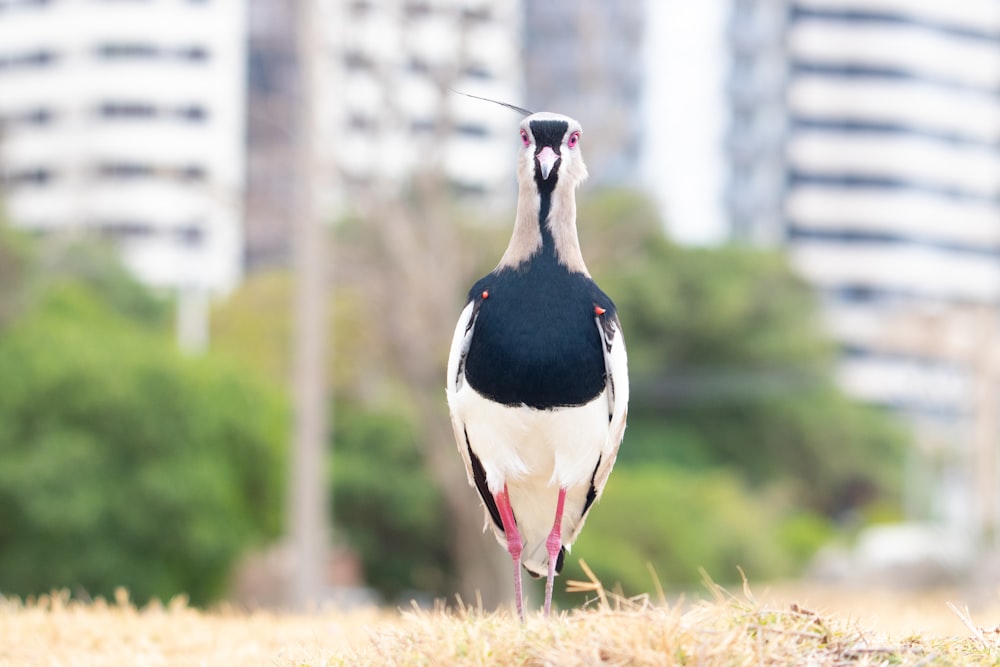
[
  {"left": 242, "top": 0, "right": 524, "bottom": 269},
  {"left": 650, "top": 0, "right": 1000, "bottom": 529},
  {"left": 0, "top": 0, "right": 246, "bottom": 294},
  {"left": 784, "top": 0, "right": 1000, "bottom": 417},
  {"left": 334, "top": 0, "right": 523, "bottom": 204}
]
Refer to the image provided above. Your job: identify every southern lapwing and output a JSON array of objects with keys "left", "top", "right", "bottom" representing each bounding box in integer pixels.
[{"left": 446, "top": 111, "right": 629, "bottom": 620}]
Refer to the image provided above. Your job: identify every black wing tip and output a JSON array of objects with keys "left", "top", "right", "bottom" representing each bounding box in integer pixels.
[{"left": 451, "top": 88, "right": 533, "bottom": 116}]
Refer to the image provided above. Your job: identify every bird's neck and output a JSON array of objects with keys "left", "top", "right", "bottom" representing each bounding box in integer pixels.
[{"left": 498, "top": 170, "right": 589, "bottom": 275}]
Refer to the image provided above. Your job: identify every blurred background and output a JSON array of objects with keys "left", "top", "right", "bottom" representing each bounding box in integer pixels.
[{"left": 0, "top": 0, "right": 998, "bottom": 611}]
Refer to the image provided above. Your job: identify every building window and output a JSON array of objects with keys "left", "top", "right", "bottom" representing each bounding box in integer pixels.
[
  {"left": 410, "top": 119, "right": 436, "bottom": 134},
  {"left": 176, "top": 106, "right": 207, "bottom": 122},
  {"left": 97, "top": 222, "right": 154, "bottom": 240},
  {"left": 95, "top": 222, "right": 205, "bottom": 247},
  {"left": 407, "top": 56, "right": 431, "bottom": 73},
  {"left": 96, "top": 102, "right": 208, "bottom": 123},
  {"left": 463, "top": 64, "right": 492, "bottom": 80},
  {"left": 94, "top": 43, "right": 211, "bottom": 63},
  {"left": 0, "top": 0, "right": 53, "bottom": 11},
  {"left": 95, "top": 43, "right": 158, "bottom": 59},
  {"left": 96, "top": 162, "right": 208, "bottom": 182},
  {"left": 98, "top": 163, "right": 153, "bottom": 179},
  {"left": 177, "top": 165, "right": 206, "bottom": 182},
  {"left": 176, "top": 46, "right": 209, "bottom": 62},
  {"left": 98, "top": 102, "right": 158, "bottom": 118},
  {"left": 2, "top": 167, "right": 55, "bottom": 187},
  {"left": 344, "top": 50, "right": 374, "bottom": 71},
  {"left": 176, "top": 225, "right": 204, "bottom": 246},
  {"left": 455, "top": 123, "right": 488, "bottom": 138},
  {"left": 348, "top": 0, "right": 371, "bottom": 16},
  {"left": 404, "top": 1, "right": 431, "bottom": 19},
  {"left": 1, "top": 108, "right": 54, "bottom": 127},
  {"left": 0, "top": 49, "right": 59, "bottom": 70},
  {"left": 451, "top": 181, "right": 486, "bottom": 197},
  {"left": 461, "top": 7, "right": 491, "bottom": 22},
  {"left": 348, "top": 113, "right": 376, "bottom": 131}
]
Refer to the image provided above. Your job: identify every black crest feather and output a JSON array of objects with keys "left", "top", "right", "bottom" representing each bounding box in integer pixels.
[{"left": 451, "top": 89, "right": 533, "bottom": 116}]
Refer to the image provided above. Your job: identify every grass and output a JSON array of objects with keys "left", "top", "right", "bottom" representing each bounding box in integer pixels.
[{"left": 2, "top": 566, "right": 999, "bottom": 666}]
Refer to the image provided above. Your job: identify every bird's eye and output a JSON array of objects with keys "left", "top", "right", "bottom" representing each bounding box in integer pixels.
[
  {"left": 568, "top": 131, "right": 580, "bottom": 148},
  {"left": 520, "top": 129, "right": 530, "bottom": 146}
]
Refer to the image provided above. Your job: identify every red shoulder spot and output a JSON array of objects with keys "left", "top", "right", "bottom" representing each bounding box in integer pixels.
[
  {"left": 594, "top": 305, "right": 606, "bottom": 316},
  {"left": 481, "top": 290, "right": 489, "bottom": 299}
]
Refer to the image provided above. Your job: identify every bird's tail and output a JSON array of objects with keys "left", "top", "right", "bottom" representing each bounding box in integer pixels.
[{"left": 522, "top": 543, "right": 566, "bottom": 579}]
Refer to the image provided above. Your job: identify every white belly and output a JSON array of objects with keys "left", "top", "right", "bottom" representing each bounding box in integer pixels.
[
  {"left": 452, "top": 384, "right": 609, "bottom": 493},
  {"left": 449, "top": 383, "right": 610, "bottom": 574}
]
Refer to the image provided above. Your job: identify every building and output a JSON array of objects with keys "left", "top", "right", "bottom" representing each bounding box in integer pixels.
[
  {"left": 783, "top": 0, "right": 1000, "bottom": 417},
  {"left": 337, "top": 0, "right": 523, "bottom": 199},
  {"left": 726, "top": 0, "right": 788, "bottom": 245},
  {"left": 244, "top": 0, "right": 299, "bottom": 270},
  {"left": 727, "top": 0, "right": 1000, "bottom": 532},
  {"left": 0, "top": 0, "right": 246, "bottom": 294},
  {"left": 243, "top": 0, "right": 524, "bottom": 269}
]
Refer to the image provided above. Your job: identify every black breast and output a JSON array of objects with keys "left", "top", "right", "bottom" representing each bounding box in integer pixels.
[{"left": 463, "top": 260, "right": 614, "bottom": 409}]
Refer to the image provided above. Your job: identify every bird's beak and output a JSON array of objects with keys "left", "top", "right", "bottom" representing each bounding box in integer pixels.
[{"left": 536, "top": 146, "right": 559, "bottom": 180}]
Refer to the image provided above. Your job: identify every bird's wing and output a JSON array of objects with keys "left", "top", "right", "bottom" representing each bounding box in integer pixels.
[
  {"left": 592, "top": 310, "right": 629, "bottom": 498},
  {"left": 446, "top": 298, "right": 479, "bottom": 483},
  {"left": 446, "top": 297, "right": 505, "bottom": 534}
]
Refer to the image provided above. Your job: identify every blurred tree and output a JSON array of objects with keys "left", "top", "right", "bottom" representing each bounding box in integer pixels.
[
  {"left": 331, "top": 404, "right": 453, "bottom": 600},
  {"left": 0, "top": 225, "right": 31, "bottom": 331},
  {"left": 33, "top": 236, "right": 172, "bottom": 329},
  {"left": 332, "top": 185, "right": 518, "bottom": 607},
  {"left": 557, "top": 466, "right": 834, "bottom": 604},
  {"left": 0, "top": 266, "right": 286, "bottom": 605},
  {"left": 210, "top": 269, "right": 372, "bottom": 397},
  {"left": 579, "top": 189, "right": 905, "bottom": 517},
  {"left": 211, "top": 271, "right": 460, "bottom": 601}
]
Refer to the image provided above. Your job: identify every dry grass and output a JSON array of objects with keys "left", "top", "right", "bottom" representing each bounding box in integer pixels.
[{"left": 3, "top": 568, "right": 1000, "bottom": 666}]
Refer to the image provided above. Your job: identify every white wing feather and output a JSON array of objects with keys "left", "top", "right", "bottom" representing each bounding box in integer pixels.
[
  {"left": 446, "top": 300, "right": 478, "bottom": 486},
  {"left": 592, "top": 312, "right": 628, "bottom": 498}
]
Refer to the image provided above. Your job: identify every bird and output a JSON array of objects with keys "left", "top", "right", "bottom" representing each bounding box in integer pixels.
[{"left": 446, "top": 110, "right": 629, "bottom": 621}]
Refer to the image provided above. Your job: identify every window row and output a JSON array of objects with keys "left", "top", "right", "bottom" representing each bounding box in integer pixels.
[
  {"left": 343, "top": 50, "right": 498, "bottom": 82},
  {"left": 1, "top": 104, "right": 208, "bottom": 127},
  {"left": 95, "top": 43, "right": 210, "bottom": 62},
  {"left": 96, "top": 221, "right": 204, "bottom": 247},
  {"left": 2, "top": 162, "right": 209, "bottom": 187},
  {"left": 0, "top": 43, "right": 211, "bottom": 71},
  {"left": 348, "top": 1, "right": 494, "bottom": 22},
  {"left": 347, "top": 114, "right": 491, "bottom": 138}
]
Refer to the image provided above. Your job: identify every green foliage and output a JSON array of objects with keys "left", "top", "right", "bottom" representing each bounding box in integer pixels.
[
  {"left": 210, "top": 270, "right": 372, "bottom": 397},
  {"left": 0, "top": 226, "right": 33, "bottom": 330},
  {"left": 34, "top": 238, "right": 172, "bottom": 328},
  {"left": 331, "top": 405, "right": 453, "bottom": 600},
  {"left": 559, "top": 466, "right": 835, "bottom": 602},
  {"left": 0, "top": 279, "right": 287, "bottom": 605}
]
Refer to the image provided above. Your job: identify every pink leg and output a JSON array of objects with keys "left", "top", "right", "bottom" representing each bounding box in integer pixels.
[
  {"left": 544, "top": 487, "right": 567, "bottom": 617},
  {"left": 494, "top": 484, "right": 524, "bottom": 622}
]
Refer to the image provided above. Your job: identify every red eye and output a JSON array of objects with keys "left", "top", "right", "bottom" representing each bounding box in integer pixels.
[
  {"left": 520, "top": 129, "right": 529, "bottom": 146},
  {"left": 568, "top": 131, "right": 580, "bottom": 148}
]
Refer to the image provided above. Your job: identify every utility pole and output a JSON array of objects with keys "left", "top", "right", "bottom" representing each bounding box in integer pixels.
[{"left": 289, "top": 0, "right": 329, "bottom": 610}]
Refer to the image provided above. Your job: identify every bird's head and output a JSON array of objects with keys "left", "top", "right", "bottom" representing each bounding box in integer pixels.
[{"left": 518, "top": 112, "right": 589, "bottom": 191}]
